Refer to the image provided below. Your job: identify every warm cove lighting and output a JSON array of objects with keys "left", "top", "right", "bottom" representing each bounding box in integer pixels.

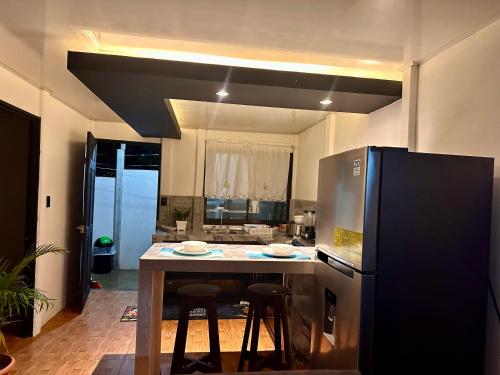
[
  {"left": 320, "top": 99, "right": 333, "bottom": 105},
  {"left": 216, "top": 90, "right": 229, "bottom": 97},
  {"left": 360, "top": 59, "right": 381, "bottom": 65},
  {"left": 79, "top": 30, "right": 403, "bottom": 81}
]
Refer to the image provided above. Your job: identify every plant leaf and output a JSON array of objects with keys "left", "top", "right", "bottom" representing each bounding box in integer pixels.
[{"left": 0, "top": 243, "right": 66, "bottom": 348}]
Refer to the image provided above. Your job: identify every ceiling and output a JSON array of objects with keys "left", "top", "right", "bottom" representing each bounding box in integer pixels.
[
  {"left": 171, "top": 100, "right": 329, "bottom": 134},
  {"left": 1, "top": 0, "right": 500, "bottom": 127},
  {"left": 67, "top": 51, "right": 401, "bottom": 137}
]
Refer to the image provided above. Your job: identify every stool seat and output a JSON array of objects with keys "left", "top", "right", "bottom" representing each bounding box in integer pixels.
[
  {"left": 178, "top": 283, "right": 221, "bottom": 298},
  {"left": 247, "top": 283, "right": 288, "bottom": 297}
]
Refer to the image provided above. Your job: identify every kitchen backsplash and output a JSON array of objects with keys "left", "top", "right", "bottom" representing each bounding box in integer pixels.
[
  {"left": 158, "top": 195, "right": 204, "bottom": 231},
  {"left": 158, "top": 196, "right": 316, "bottom": 230},
  {"left": 289, "top": 199, "right": 317, "bottom": 219}
]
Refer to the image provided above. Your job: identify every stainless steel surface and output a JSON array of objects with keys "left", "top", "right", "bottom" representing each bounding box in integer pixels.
[
  {"left": 316, "top": 147, "right": 368, "bottom": 271},
  {"left": 288, "top": 221, "right": 297, "bottom": 236},
  {"left": 293, "top": 215, "right": 305, "bottom": 224},
  {"left": 296, "top": 224, "right": 304, "bottom": 236},
  {"left": 311, "top": 259, "right": 362, "bottom": 370},
  {"left": 203, "top": 228, "right": 242, "bottom": 235},
  {"left": 304, "top": 210, "right": 316, "bottom": 227}
]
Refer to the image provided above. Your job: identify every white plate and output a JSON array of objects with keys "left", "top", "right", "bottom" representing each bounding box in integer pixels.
[
  {"left": 174, "top": 246, "right": 211, "bottom": 256},
  {"left": 269, "top": 243, "right": 294, "bottom": 251},
  {"left": 181, "top": 240, "right": 208, "bottom": 252},
  {"left": 262, "top": 248, "right": 296, "bottom": 258}
]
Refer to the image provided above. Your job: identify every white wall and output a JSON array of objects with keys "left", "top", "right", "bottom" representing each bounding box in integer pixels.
[
  {"left": 36, "top": 91, "right": 91, "bottom": 329},
  {"left": 119, "top": 170, "right": 159, "bottom": 269},
  {"left": 92, "top": 172, "right": 158, "bottom": 270},
  {"left": 161, "top": 128, "right": 200, "bottom": 197},
  {"left": 294, "top": 116, "right": 334, "bottom": 200},
  {"left": 417, "top": 19, "right": 500, "bottom": 375},
  {"left": 91, "top": 125, "right": 297, "bottom": 198},
  {"left": 0, "top": 64, "right": 92, "bottom": 333},
  {"left": 0, "top": 64, "right": 40, "bottom": 116},
  {"left": 92, "top": 177, "right": 115, "bottom": 246},
  {"left": 97, "top": 111, "right": 405, "bottom": 204},
  {"left": 334, "top": 100, "right": 403, "bottom": 154},
  {"left": 161, "top": 128, "right": 298, "bottom": 197},
  {"left": 293, "top": 102, "right": 403, "bottom": 201}
]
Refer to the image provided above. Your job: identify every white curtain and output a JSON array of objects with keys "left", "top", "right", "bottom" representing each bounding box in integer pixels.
[
  {"left": 205, "top": 142, "right": 251, "bottom": 199},
  {"left": 247, "top": 144, "right": 290, "bottom": 201},
  {"left": 205, "top": 141, "right": 291, "bottom": 201}
]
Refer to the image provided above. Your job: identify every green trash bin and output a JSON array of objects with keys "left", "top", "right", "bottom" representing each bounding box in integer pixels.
[{"left": 93, "top": 236, "right": 115, "bottom": 274}]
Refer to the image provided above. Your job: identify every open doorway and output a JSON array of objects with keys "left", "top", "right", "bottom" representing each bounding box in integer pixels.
[
  {"left": 90, "top": 140, "right": 161, "bottom": 291},
  {"left": 0, "top": 100, "right": 40, "bottom": 337}
]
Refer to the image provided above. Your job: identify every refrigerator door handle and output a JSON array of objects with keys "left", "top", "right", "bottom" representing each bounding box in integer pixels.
[{"left": 327, "top": 258, "right": 354, "bottom": 279}]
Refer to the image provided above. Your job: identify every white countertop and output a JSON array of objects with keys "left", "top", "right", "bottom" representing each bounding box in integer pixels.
[{"left": 140, "top": 242, "right": 318, "bottom": 274}]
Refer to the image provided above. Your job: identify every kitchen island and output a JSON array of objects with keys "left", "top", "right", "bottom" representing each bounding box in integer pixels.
[{"left": 135, "top": 242, "right": 317, "bottom": 375}]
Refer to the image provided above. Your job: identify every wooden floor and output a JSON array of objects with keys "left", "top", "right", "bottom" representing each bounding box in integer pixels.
[{"left": 6, "top": 290, "right": 275, "bottom": 374}]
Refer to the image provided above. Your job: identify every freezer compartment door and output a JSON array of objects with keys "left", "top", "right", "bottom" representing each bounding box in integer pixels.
[
  {"left": 316, "top": 147, "right": 370, "bottom": 271},
  {"left": 316, "top": 146, "right": 388, "bottom": 272},
  {"left": 311, "top": 259, "right": 375, "bottom": 372}
]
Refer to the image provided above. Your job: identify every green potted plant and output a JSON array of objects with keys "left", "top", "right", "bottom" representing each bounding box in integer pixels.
[
  {"left": 174, "top": 208, "right": 191, "bottom": 232},
  {"left": 0, "top": 244, "right": 65, "bottom": 374}
]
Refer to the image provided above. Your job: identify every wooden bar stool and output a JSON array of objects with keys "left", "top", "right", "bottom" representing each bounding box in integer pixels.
[
  {"left": 171, "top": 284, "right": 222, "bottom": 374},
  {"left": 238, "top": 283, "right": 292, "bottom": 372}
]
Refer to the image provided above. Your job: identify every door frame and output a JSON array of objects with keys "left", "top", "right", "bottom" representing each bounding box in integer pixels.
[{"left": 0, "top": 99, "right": 41, "bottom": 336}]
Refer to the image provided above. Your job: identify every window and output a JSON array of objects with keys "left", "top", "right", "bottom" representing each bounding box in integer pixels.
[
  {"left": 204, "top": 142, "right": 293, "bottom": 225},
  {"left": 206, "top": 198, "right": 247, "bottom": 221},
  {"left": 205, "top": 198, "right": 289, "bottom": 224}
]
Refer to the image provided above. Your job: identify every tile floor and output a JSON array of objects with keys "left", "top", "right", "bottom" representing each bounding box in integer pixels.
[
  {"left": 6, "top": 290, "right": 274, "bottom": 374},
  {"left": 92, "top": 269, "right": 139, "bottom": 291}
]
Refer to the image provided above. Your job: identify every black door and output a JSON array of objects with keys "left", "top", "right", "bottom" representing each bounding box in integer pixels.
[
  {"left": 78, "top": 131, "right": 97, "bottom": 312},
  {"left": 0, "top": 100, "right": 40, "bottom": 336}
]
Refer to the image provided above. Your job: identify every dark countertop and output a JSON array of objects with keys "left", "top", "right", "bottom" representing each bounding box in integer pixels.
[{"left": 152, "top": 229, "right": 315, "bottom": 247}]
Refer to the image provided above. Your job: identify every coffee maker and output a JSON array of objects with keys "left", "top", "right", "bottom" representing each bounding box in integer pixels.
[{"left": 301, "top": 210, "right": 316, "bottom": 240}]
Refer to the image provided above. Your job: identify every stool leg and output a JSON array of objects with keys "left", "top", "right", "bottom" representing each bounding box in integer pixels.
[
  {"left": 248, "top": 301, "right": 262, "bottom": 371},
  {"left": 207, "top": 299, "right": 222, "bottom": 373},
  {"left": 238, "top": 304, "right": 254, "bottom": 371},
  {"left": 273, "top": 304, "right": 282, "bottom": 363},
  {"left": 280, "top": 297, "right": 292, "bottom": 369},
  {"left": 171, "top": 303, "right": 190, "bottom": 374}
]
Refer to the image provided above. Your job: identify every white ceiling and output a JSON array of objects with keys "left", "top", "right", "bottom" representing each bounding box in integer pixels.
[
  {"left": 170, "top": 100, "right": 329, "bottom": 134},
  {"left": 1, "top": 0, "right": 500, "bottom": 126}
]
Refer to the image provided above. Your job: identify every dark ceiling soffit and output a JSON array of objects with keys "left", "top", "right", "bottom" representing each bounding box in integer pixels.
[
  {"left": 67, "top": 51, "right": 402, "bottom": 139},
  {"left": 68, "top": 54, "right": 181, "bottom": 139}
]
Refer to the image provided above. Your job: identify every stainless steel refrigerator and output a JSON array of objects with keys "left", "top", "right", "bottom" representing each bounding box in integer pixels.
[{"left": 311, "top": 146, "right": 493, "bottom": 375}]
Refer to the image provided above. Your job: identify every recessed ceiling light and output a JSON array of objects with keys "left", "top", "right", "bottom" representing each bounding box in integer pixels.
[
  {"left": 320, "top": 99, "right": 332, "bottom": 105},
  {"left": 216, "top": 90, "right": 229, "bottom": 97}
]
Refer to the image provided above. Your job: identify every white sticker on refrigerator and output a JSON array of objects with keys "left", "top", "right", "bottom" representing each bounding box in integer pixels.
[{"left": 353, "top": 159, "right": 361, "bottom": 176}]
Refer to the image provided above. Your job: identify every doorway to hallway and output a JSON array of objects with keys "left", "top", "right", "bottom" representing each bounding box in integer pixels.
[{"left": 90, "top": 139, "right": 161, "bottom": 291}]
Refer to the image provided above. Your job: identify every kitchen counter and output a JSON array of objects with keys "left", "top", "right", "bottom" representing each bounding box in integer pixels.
[
  {"left": 152, "top": 229, "right": 314, "bottom": 246},
  {"left": 135, "top": 242, "right": 317, "bottom": 375}
]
